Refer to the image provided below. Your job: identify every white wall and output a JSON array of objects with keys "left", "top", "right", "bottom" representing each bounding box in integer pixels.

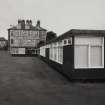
[
  {"left": 18, "top": 48, "right": 25, "bottom": 54},
  {"left": 10, "top": 48, "right": 25, "bottom": 54}
]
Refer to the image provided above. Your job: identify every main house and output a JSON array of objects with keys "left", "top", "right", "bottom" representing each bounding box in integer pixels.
[{"left": 8, "top": 19, "right": 47, "bottom": 55}]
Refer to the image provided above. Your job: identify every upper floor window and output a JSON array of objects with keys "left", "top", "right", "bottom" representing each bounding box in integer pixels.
[
  {"left": 11, "top": 33, "right": 13, "bottom": 36},
  {"left": 10, "top": 30, "right": 13, "bottom": 36},
  {"left": 11, "top": 39, "right": 14, "bottom": 44}
]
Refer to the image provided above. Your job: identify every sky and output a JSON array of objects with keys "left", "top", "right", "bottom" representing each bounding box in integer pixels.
[{"left": 0, "top": 0, "right": 105, "bottom": 39}]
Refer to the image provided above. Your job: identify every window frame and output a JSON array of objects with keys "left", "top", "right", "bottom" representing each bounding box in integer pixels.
[
  {"left": 11, "top": 39, "right": 14, "bottom": 44},
  {"left": 74, "top": 37, "right": 104, "bottom": 69}
]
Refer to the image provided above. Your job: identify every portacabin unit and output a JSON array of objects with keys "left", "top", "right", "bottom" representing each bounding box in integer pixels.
[{"left": 39, "top": 29, "right": 105, "bottom": 80}]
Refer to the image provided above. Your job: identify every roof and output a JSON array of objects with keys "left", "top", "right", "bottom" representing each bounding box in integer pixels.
[
  {"left": 8, "top": 26, "right": 17, "bottom": 30},
  {"left": 0, "top": 37, "right": 7, "bottom": 41},
  {"left": 45, "top": 29, "right": 105, "bottom": 45},
  {"left": 70, "top": 29, "right": 105, "bottom": 35},
  {"left": 8, "top": 25, "right": 47, "bottom": 31},
  {"left": 33, "top": 26, "right": 47, "bottom": 31}
]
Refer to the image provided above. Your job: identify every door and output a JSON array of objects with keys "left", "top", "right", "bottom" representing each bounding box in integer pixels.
[{"left": 46, "top": 48, "right": 49, "bottom": 59}]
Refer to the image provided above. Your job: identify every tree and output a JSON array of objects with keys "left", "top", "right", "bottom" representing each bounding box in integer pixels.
[
  {"left": 37, "top": 41, "right": 45, "bottom": 47},
  {"left": 46, "top": 31, "right": 57, "bottom": 42}
]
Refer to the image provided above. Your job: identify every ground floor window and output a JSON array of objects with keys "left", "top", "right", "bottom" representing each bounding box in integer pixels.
[
  {"left": 40, "top": 47, "right": 45, "bottom": 57},
  {"left": 49, "top": 46, "right": 63, "bottom": 64},
  {"left": 75, "top": 45, "right": 88, "bottom": 68},
  {"left": 91, "top": 46, "right": 103, "bottom": 67},
  {"left": 58, "top": 47, "right": 63, "bottom": 64},
  {"left": 74, "top": 37, "right": 104, "bottom": 69},
  {"left": 11, "top": 39, "right": 14, "bottom": 44}
]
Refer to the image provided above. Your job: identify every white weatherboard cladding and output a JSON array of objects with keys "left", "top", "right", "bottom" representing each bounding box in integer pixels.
[{"left": 74, "top": 36, "right": 104, "bottom": 69}]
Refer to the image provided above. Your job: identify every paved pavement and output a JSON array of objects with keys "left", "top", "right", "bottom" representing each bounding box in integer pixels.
[{"left": 0, "top": 51, "right": 105, "bottom": 105}]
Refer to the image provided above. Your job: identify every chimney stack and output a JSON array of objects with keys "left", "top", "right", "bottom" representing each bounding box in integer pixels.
[
  {"left": 26, "top": 20, "right": 29, "bottom": 25},
  {"left": 18, "top": 19, "right": 21, "bottom": 24},
  {"left": 21, "top": 20, "right": 25, "bottom": 29},
  {"left": 29, "top": 20, "right": 32, "bottom": 25},
  {"left": 17, "top": 19, "right": 22, "bottom": 29},
  {"left": 36, "top": 20, "right": 40, "bottom": 27}
]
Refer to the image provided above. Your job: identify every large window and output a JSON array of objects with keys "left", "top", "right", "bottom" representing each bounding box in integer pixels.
[
  {"left": 91, "top": 46, "right": 102, "bottom": 67},
  {"left": 49, "top": 45, "right": 63, "bottom": 64},
  {"left": 75, "top": 37, "right": 104, "bottom": 68},
  {"left": 75, "top": 45, "right": 88, "bottom": 68},
  {"left": 40, "top": 47, "right": 45, "bottom": 57}
]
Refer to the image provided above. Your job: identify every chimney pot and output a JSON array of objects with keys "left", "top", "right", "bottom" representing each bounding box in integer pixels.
[{"left": 37, "top": 20, "right": 40, "bottom": 27}]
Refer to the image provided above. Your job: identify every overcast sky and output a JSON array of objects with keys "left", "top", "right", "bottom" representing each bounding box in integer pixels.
[{"left": 0, "top": 0, "right": 105, "bottom": 38}]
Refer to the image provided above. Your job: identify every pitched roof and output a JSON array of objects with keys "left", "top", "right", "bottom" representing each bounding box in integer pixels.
[
  {"left": 8, "top": 26, "right": 17, "bottom": 30},
  {"left": 8, "top": 24, "right": 47, "bottom": 31},
  {"left": 32, "top": 26, "right": 47, "bottom": 31}
]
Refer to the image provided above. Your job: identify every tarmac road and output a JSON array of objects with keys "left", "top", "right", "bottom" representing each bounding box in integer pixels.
[{"left": 0, "top": 51, "right": 105, "bottom": 105}]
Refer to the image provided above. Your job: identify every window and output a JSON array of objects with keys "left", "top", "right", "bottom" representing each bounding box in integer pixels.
[
  {"left": 64, "top": 40, "right": 67, "bottom": 44},
  {"left": 11, "top": 32, "right": 13, "bottom": 36},
  {"left": 75, "top": 45, "right": 88, "bottom": 68},
  {"left": 11, "top": 39, "right": 14, "bottom": 44},
  {"left": 75, "top": 37, "right": 104, "bottom": 68},
  {"left": 40, "top": 47, "right": 45, "bottom": 57},
  {"left": 58, "top": 46, "right": 63, "bottom": 64},
  {"left": 68, "top": 38, "right": 72, "bottom": 45},
  {"left": 54, "top": 47, "right": 56, "bottom": 61},
  {"left": 91, "top": 46, "right": 102, "bottom": 67},
  {"left": 49, "top": 45, "right": 63, "bottom": 64}
]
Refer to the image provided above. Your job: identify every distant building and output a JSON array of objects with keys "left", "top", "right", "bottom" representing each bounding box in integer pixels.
[
  {"left": 8, "top": 19, "right": 47, "bottom": 55},
  {"left": 0, "top": 37, "right": 8, "bottom": 50}
]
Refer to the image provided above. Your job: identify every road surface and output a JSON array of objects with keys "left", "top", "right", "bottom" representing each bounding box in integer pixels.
[{"left": 0, "top": 51, "right": 105, "bottom": 105}]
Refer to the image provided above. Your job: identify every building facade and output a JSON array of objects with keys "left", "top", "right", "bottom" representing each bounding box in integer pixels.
[
  {"left": 0, "top": 37, "right": 8, "bottom": 50},
  {"left": 8, "top": 20, "right": 47, "bottom": 55},
  {"left": 39, "top": 29, "right": 105, "bottom": 80}
]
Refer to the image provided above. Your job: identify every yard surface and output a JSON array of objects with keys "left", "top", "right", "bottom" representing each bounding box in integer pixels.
[{"left": 0, "top": 51, "right": 105, "bottom": 105}]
